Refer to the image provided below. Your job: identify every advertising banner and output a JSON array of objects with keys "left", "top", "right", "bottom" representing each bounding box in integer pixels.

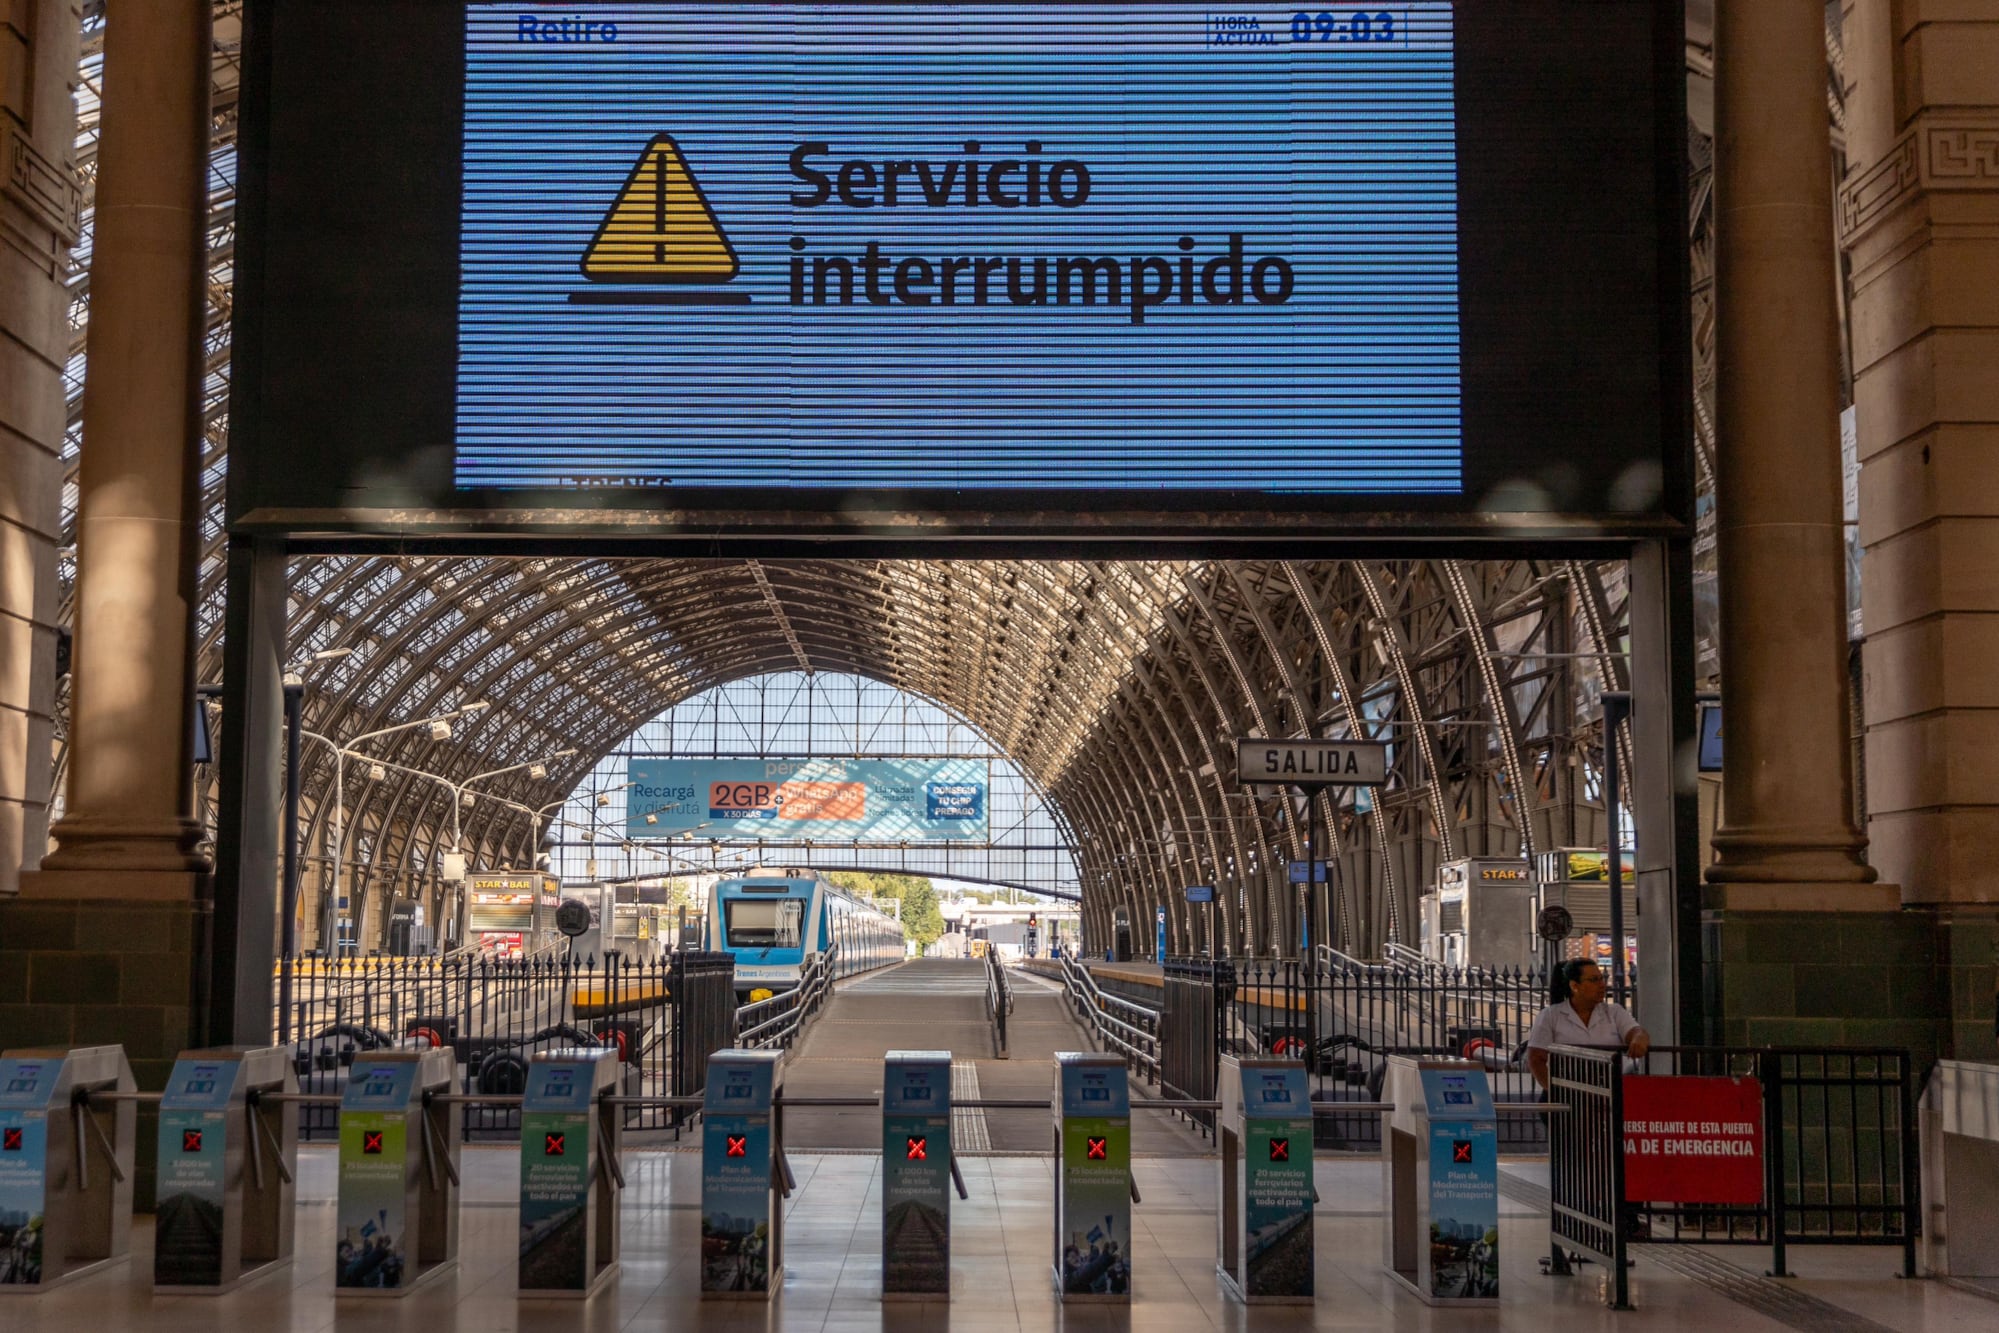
[
  {"left": 626, "top": 757, "right": 988, "bottom": 840},
  {"left": 1622, "top": 1075, "right": 1764, "bottom": 1205},
  {"left": 0, "top": 1108, "right": 47, "bottom": 1286},
  {"left": 1242, "top": 1117, "right": 1314, "bottom": 1299},
  {"left": 519, "top": 1110, "right": 593, "bottom": 1289},
  {"left": 1058, "top": 1117, "right": 1131, "bottom": 1296},
  {"left": 1426, "top": 1123, "right": 1497, "bottom": 1300},
  {"left": 701, "top": 1114, "right": 773, "bottom": 1293}
]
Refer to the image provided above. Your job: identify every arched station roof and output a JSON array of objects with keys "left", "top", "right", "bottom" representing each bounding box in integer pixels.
[{"left": 45, "top": 3, "right": 1782, "bottom": 953}]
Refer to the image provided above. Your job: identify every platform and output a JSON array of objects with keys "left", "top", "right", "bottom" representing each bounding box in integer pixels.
[{"left": 6, "top": 1145, "right": 1992, "bottom": 1331}]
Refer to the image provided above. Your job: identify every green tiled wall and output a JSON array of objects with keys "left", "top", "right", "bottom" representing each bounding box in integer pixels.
[
  {"left": 0, "top": 897, "right": 212, "bottom": 1209},
  {"left": 1702, "top": 907, "right": 1998, "bottom": 1068}
]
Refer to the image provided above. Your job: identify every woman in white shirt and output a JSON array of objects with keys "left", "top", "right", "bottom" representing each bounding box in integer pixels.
[{"left": 1526, "top": 958, "right": 1649, "bottom": 1089}]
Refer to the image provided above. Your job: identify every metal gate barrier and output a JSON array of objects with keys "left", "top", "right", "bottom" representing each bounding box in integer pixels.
[{"left": 1548, "top": 1043, "right": 1918, "bottom": 1309}]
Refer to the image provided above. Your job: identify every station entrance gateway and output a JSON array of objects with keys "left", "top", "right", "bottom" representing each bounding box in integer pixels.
[{"left": 214, "top": 0, "right": 1696, "bottom": 1056}]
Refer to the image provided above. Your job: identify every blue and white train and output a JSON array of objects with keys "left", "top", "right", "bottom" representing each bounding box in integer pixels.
[{"left": 706, "top": 870, "right": 904, "bottom": 995}]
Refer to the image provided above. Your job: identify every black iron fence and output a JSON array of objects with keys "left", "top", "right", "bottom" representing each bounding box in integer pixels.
[
  {"left": 1549, "top": 1043, "right": 1918, "bottom": 1307},
  {"left": 1149, "top": 952, "right": 1553, "bottom": 1150},
  {"left": 279, "top": 949, "right": 743, "bottom": 1139},
  {"left": 667, "top": 951, "right": 740, "bottom": 1130},
  {"left": 1159, "top": 958, "right": 1227, "bottom": 1134}
]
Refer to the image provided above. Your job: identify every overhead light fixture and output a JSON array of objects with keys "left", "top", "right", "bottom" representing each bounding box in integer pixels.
[
  {"left": 645, "top": 813, "right": 658, "bottom": 825},
  {"left": 367, "top": 763, "right": 387, "bottom": 782},
  {"left": 460, "top": 792, "right": 475, "bottom": 807},
  {"left": 428, "top": 720, "right": 452, "bottom": 741},
  {"left": 596, "top": 792, "right": 611, "bottom": 807},
  {"left": 460, "top": 700, "right": 492, "bottom": 713},
  {"left": 528, "top": 763, "right": 547, "bottom": 779}
]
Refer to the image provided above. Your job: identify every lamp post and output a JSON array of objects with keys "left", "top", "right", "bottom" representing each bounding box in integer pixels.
[{"left": 302, "top": 700, "right": 488, "bottom": 957}]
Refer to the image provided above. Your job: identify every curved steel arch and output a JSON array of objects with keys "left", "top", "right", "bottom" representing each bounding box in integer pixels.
[{"left": 42, "top": 2, "right": 1769, "bottom": 962}]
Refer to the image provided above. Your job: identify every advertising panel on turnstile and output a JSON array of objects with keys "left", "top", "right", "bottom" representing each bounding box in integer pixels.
[
  {"left": 882, "top": 1051, "right": 952, "bottom": 1298},
  {"left": 1055, "top": 1055, "right": 1131, "bottom": 1299},
  {"left": 154, "top": 1059, "right": 238, "bottom": 1287},
  {"left": 1417, "top": 1067, "right": 1497, "bottom": 1302},
  {"left": 519, "top": 1058, "right": 599, "bottom": 1291},
  {"left": 0, "top": 1057, "right": 56, "bottom": 1288},
  {"left": 702, "top": 1052, "right": 780, "bottom": 1297},
  {"left": 1237, "top": 1063, "right": 1314, "bottom": 1302},
  {"left": 337, "top": 1061, "right": 420, "bottom": 1290}
]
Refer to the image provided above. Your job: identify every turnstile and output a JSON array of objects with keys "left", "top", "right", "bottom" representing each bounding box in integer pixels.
[
  {"left": 1384, "top": 1058, "right": 1497, "bottom": 1305},
  {"left": 1218, "top": 1055, "right": 1314, "bottom": 1304},
  {"left": 701, "top": 1049, "right": 786, "bottom": 1300},
  {"left": 882, "top": 1050, "right": 961, "bottom": 1300},
  {"left": 1053, "top": 1052, "right": 1132, "bottom": 1301},
  {"left": 0, "top": 1045, "right": 135, "bottom": 1292},
  {"left": 334, "top": 1049, "right": 459, "bottom": 1294},
  {"left": 518, "top": 1047, "right": 623, "bottom": 1298},
  {"left": 153, "top": 1047, "right": 298, "bottom": 1292},
  {"left": 1920, "top": 1059, "right": 1999, "bottom": 1280}
]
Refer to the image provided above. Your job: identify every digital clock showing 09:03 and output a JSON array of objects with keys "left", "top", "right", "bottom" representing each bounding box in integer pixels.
[{"left": 1292, "top": 9, "right": 1406, "bottom": 44}]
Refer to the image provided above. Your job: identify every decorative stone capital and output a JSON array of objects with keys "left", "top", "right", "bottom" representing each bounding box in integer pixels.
[{"left": 1841, "top": 113, "right": 1999, "bottom": 244}]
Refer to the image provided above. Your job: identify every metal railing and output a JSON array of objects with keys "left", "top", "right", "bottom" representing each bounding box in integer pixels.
[
  {"left": 1058, "top": 952, "right": 1159, "bottom": 1083},
  {"left": 736, "top": 946, "right": 837, "bottom": 1052},
  {"left": 1548, "top": 1043, "right": 1919, "bottom": 1307},
  {"left": 984, "top": 948, "right": 1011, "bottom": 1059}
]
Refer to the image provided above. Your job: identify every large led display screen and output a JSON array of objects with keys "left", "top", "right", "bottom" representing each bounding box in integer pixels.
[
  {"left": 227, "top": 1, "right": 1687, "bottom": 538},
  {"left": 458, "top": 3, "right": 1459, "bottom": 492}
]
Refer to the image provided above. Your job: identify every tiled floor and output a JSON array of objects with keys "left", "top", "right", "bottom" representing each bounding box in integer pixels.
[{"left": 6, "top": 1147, "right": 1996, "bottom": 1331}]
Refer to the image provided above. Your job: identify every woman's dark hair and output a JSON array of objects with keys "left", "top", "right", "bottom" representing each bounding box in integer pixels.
[{"left": 1548, "top": 958, "right": 1596, "bottom": 1005}]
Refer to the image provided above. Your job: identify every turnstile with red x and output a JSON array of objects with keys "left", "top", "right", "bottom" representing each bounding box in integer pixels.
[
  {"left": 333, "top": 1049, "right": 458, "bottom": 1296},
  {"left": 517, "top": 1047, "right": 623, "bottom": 1298},
  {"left": 701, "top": 1049, "right": 787, "bottom": 1300},
  {"left": 1053, "top": 1052, "right": 1134, "bottom": 1302},
  {"left": 1218, "top": 1055, "right": 1315, "bottom": 1304}
]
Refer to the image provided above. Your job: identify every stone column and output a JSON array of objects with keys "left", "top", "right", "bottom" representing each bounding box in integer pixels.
[
  {"left": 1840, "top": 0, "right": 1999, "bottom": 1057},
  {"left": 1702, "top": 0, "right": 1893, "bottom": 908},
  {"left": 0, "top": 0, "right": 81, "bottom": 893},
  {"left": 35, "top": 0, "right": 212, "bottom": 884},
  {"left": 2, "top": 0, "right": 215, "bottom": 1209}
]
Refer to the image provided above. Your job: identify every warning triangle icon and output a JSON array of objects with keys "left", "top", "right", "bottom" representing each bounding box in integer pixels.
[{"left": 580, "top": 135, "right": 739, "bottom": 283}]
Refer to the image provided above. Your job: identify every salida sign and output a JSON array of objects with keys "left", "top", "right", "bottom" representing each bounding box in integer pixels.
[{"left": 1621, "top": 1076, "right": 1763, "bottom": 1205}]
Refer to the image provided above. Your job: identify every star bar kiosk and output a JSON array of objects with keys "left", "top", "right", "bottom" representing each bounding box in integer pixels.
[
  {"left": 153, "top": 1047, "right": 298, "bottom": 1292},
  {"left": 1054, "top": 1052, "right": 1133, "bottom": 1302},
  {"left": 1384, "top": 1057, "right": 1498, "bottom": 1305},
  {"left": 1218, "top": 1055, "right": 1315, "bottom": 1303},
  {"left": 518, "top": 1047, "right": 624, "bottom": 1298},
  {"left": 334, "top": 1048, "right": 459, "bottom": 1295},
  {"left": 0, "top": 1046, "right": 135, "bottom": 1292},
  {"left": 701, "top": 1049, "right": 787, "bottom": 1300}
]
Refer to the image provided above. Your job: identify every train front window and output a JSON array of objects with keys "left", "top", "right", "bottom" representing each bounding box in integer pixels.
[{"left": 726, "top": 898, "right": 804, "bottom": 949}]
